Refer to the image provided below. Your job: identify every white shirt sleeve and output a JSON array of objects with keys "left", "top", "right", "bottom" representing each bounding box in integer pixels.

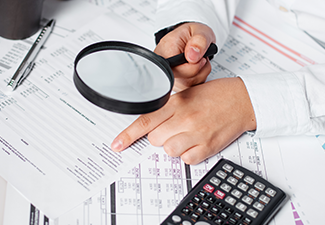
[
  {"left": 155, "top": 0, "right": 240, "bottom": 48},
  {"left": 155, "top": 0, "right": 325, "bottom": 138},
  {"left": 238, "top": 64, "right": 325, "bottom": 138}
]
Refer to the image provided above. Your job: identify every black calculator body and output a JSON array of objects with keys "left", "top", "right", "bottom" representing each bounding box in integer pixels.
[{"left": 161, "top": 158, "right": 287, "bottom": 225}]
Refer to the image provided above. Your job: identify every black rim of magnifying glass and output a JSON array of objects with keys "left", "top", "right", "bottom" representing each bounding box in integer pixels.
[{"left": 73, "top": 41, "right": 175, "bottom": 114}]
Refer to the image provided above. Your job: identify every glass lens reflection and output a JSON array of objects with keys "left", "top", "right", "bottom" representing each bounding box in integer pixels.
[{"left": 76, "top": 50, "right": 170, "bottom": 102}]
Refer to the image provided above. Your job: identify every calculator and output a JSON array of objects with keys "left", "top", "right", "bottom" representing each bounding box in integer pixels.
[{"left": 161, "top": 158, "right": 287, "bottom": 225}]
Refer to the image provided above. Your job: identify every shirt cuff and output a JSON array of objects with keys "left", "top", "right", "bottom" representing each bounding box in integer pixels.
[{"left": 238, "top": 72, "right": 311, "bottom": 138}]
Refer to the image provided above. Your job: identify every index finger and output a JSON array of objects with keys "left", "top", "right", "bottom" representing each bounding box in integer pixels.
[{"left": 111, "top": 103, "right": 174, "bottom": 152}]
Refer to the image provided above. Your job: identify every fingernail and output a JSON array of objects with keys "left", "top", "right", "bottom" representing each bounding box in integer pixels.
[
  {"left": 200, "top": 57, "right": 207, "bottom": 68},
  {"left": 187, "top": 47, "right": 201, "bottom": 62},
  {"left": 111, "top": 139, "right": 123, "bottom": 152}
]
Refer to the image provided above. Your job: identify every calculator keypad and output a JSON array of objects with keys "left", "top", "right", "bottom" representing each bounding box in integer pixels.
[{"left": 161, "top": 159, "right": 286, "bottom": 225}]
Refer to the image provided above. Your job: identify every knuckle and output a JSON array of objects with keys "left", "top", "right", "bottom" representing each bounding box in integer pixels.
[
  {"left": 147, "top": 132, "right": 160, "bottom": 146},
  {"left": 138, "top": 115, "right": 151, "bottom": 129},
  {"left": 164, "top": 144, "right": 179, "bottom": 157},
  {"left": 169, "top": 94, "right": 183, "bottom": 106},
  {"left": 192, "top": 35, "right": 209, "bottom": 50},
  {"left": 181, "top": 154, "right": 197, "bottom": 165}
]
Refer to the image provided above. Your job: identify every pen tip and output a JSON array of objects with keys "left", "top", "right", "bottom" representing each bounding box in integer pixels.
[{"left": 5, "top": 85, "right": 14, "bottom": 94}]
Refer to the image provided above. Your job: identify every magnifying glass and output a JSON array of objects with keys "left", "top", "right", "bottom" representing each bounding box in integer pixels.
[{"left": 73, "top": 41, "right": 218, "bottom": 114}]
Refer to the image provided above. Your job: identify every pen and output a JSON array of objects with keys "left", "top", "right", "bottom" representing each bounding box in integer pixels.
[{"left": 7, "top": 19, "right": 56, "bottom": 91}]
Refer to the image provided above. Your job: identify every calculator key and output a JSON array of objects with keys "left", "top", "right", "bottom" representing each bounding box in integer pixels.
[
  {"left": 187, "top": 202, "right": 196, "bottom": 209},
  {"left": 235, "top": 202, "right": 247, "bottom": 212},
  {"left": 221, "top": 183, "right": 232, "bottom": 192},
  {"left": 214, "top": 190, "right": 226, "bottom": 199},
  {"left": 220, "top": 212, "right": 229, "bottom": 219},
  {"left": 217, "top": 170, "right": 227, "bottom": 179},
  {"left": 205, "top": 212, "right": 214, "bottom": 220},
  {"left": 203, "top": 184, "right": 215, "bottom": 193},
  {"left": 215, "top": 201, "right": 225, "bottom": 209},
  {"left": 224, "top": 206, "right": 234, "bottom": 214},
  {"left": 198, "top": 191, "right": 206, "bottom": 198},
  {"left": 227, "top": 176, "right": 238, "bottom": 185},
  {"left": 248, "top": 188, "right": 259, "bottom": 198},
  {"left": 214, "top": 218, "right": 224, "bottom": 225},
  {"left": 242, "top": 196, "right": 253, "bottom": 205},
  {"left": 206, "top": 196, "right": 215, "bottom": 204},
  {"left": 194, "top": 222, "right": 210, "bottom": 225},
  {"left": 211, "top": 206, "right": 220, "bottom": 214},
  {"left": 237, "top": 182, "right": 249, "bottom": 192},
  {"left": 172, "top": 215, "right": 181, "bottom": 223},
  {"left": 210, "top": 177, "right": 221, "bottom": 186},
  {"left": 253, "top": 202, "right": 265, "bottom": 211},
  {"left": 265, "top": 187, "right": 277, "bottom": 197},
  {"left": 201, "top": 201, "right": 210, "bottom": 209},
  {"left": 182, "top": 207, "right": 191, "bottom": 214},
  {"left": 254, "top": 182, "right": 266, "bottom": 191},
  {"left": 193, "top": 196, "right": 201, "bottom": 203},
  {"left": 246, "top": 209, "right": 258, "bottom": 218},
  {"left": 259, "top": 194, "right": 271, "bottom": 204},
  {"left": 196, "top": 207, "right": 204, "bottom": 214},
  {"left": 233, "top": 170, "right": 244, "bottom": 179},
  {"left": 233, "top": 212, "right": 243, "bottom": 220},
  {"left": 225, "top": 196, "right": 236, "bottom": 205},
  {"left": 243, "top": 216, "right": 253, "bottom": 224},
  {"left": 231, "top": 189, "right": 243, "bottom": 199},
  {"left": 191, "top": 213, "right": 200, "bottom": 221},
  {"left": 223, "top": 163, "right": 234, "bottom": 172},
  {"left": 243, "top": 176, "right": 255, "bottom": 185},
  {"left": 229, "top": 217, "right": 238, "bottom": 225},
  {"left": 183, "top": 221, "right": 191, "bottom": 225}
]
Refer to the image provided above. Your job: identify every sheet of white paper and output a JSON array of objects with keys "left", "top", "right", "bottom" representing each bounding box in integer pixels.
[
  {"left": 1, "top": 0, "right": 157, "bottom": 223},
  {"left": 2, "top": 0, "right": 325, "bottom": 224},
  {"left": 42, "top": 0, "right": 106, "bottom": 40},
  {"left": 2, "top": 184, "right": 51, "bottom": 225},
  {"left": 0, "top": 0, "right": 105, "bottom": 77},
  {"left": 88, "top": 0, "right": 156, "bottom": 35},
  {"left": 0, "top": 176, "right": 6, "bottom": 225},
  {"left": 54, "top": 1, "right": 325, "bottom": 225},
  {"left": 276, "top": 136, "right": 325, "bottom": 225},
  {"left": 0, "top": 10, "right": 157, "bottom": 219},
  {"left": 2, "top": 184, "right": 37, "bottom": 225}
]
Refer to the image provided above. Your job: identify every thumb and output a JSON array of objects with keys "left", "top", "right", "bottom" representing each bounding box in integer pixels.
[
  {"left": 186, "top": 46, "right": 202, "bottom": 63},
  {"left": 185, "top": 36, "right": 210, "bottom": 64}
]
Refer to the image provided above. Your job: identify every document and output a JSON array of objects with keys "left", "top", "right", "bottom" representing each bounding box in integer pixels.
[
  {"left": 0, "top": 176, "right": 6, "bottom": 225},
  {"left": 0, "top": 0, "right": 105, "bottom": 76},
  {"left": 0, "top": 3, "right": 156, "bottom": 220},
  {"left": 55, "top": 1, "right": 325, "bottom": 225},
  {"left": 88, "top": 0, "right": 156, "bottom": 35},
  {"left": 2, "top": 184, "right": 41, "bottom": 225},
  {"left": 1, "top": 0, "right": 325, "bottom": 224}
]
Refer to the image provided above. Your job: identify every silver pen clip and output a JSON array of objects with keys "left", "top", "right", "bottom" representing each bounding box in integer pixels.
[{"left": 7, "top": 19, "right": 55, "bottom": 91}]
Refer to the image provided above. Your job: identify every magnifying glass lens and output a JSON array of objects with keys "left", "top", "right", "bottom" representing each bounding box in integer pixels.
[
  {"left": 73, "top": 41, "right": 217, "bottom": 114},
  {"left": 76, "top": 50, "right": 170, "bottom": 102}
]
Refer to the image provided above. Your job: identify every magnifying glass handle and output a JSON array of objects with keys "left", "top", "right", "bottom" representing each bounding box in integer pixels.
[{"left": 166, "top": 43, "right": 218, "bottom": 67}]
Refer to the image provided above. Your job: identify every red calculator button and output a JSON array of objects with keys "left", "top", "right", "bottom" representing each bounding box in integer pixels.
[
  {"left": 214, "top": 190, "right": 226, "bottom": 199},
  {"left": 203, "top": 184, "right": 215, "bottom": 193}
]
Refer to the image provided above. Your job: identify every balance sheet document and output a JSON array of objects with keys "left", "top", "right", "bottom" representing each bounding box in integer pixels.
[
  {"left": 0, "top": 11, "right": 157, "bottom": 218},
  {"left": 1, "top": 0, "right": 325, "bottom": 223}
]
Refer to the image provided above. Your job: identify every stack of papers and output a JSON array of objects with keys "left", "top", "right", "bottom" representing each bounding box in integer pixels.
[{"left": 0, "top": 0, "right": 325, "bottom": 224}]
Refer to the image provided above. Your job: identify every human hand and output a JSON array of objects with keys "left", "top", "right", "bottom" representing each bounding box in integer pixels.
[
  {"left": 111, "top": 77, "right": 256, "bottom": 165},
  {"left": 155, "top": 22, "right": 216, "bottom": 92}
]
